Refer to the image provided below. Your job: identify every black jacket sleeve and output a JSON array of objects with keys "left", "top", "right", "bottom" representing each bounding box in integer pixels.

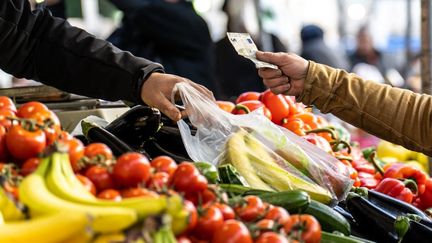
[{"left": 0, "top": 0, "right": 163, "bottom": 104}]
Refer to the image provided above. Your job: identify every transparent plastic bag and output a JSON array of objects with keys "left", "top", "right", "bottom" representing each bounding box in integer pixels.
[{"left": 174, "top": 83, "right": 353, "bottom": 204}]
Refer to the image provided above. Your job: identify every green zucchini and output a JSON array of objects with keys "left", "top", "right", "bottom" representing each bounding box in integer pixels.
[
  {"left": 321, "top": 232, "right": 375, "bottom": 243},
  {"left": 218, "top": 164, "right": 249, "bottom": 186},
  {"left": 305, "top": 200, "right": 351, "bottom": 236},
  {"left": 258, "top": 190, "right": 311, "bottom": 213}
]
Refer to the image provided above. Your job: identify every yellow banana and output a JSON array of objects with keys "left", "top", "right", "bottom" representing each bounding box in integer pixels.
[
  {"left": 0, "top": 211, "right": 4, "bottom": 225},
  {"left": 46, "top": 153, "right": 181, "bottom": 220},
  {"left": 223, "top": 130, "right": 274, "bottom": 191},
  {"left": 0, "top": 211, "right": 89, "bottom": 243},
  {"left": 19, "top": 156, "right": 137, "bottom": 233},
  {"left": 0, "top": 187, "right": 26, "bottom": 221}
]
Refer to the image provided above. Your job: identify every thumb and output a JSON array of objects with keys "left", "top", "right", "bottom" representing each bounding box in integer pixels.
[{"left": 256, "top": 51, "right": 286, "bottom": 66}]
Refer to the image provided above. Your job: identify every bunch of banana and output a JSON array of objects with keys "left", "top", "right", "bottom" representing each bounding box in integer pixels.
[
  {"left": 0, "top": 210, "right": 91, "bottom": 243},
  {"left": 223, "top": 129, "right": 333, "bottom": 204},
  {"left": 19, "top": 152, "right": 188, "bottom": 234}
]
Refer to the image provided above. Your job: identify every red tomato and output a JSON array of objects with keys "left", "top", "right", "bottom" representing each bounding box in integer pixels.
[
  {"left": 201, "top": 188, "right": 217, "bottom": 205},
  {"left": 183, "top": 200, "right": 198, "bottom": 234},
  {"left": 283, "top": 214, "right": 321, "bottom": 243},
  {"left": 236, "top": 91, "right": 261, "bottom": 104},
  {"left": 120, "top": 187, "right": 158, "bottom": 198},
  {"left": 216, "top": 101, "right": 235, "bottom": 113},
  {"left": 232, "top": 100, "right": 272, "bottom": 120},
  {"left": 16, "top": 101, "right": 49, "bottom": 118},
  {"left": 0, "top": 109, "right": 16, "bottom": 130},
  {"left": 0, "top": 126, "right": 8, "bottom": 160},
  {"left": 150, "top": 156, "right": 177, "bottom": 176},
  {"left": 255, "top": 232, "right": 288, "bottom": 243},
  {"left": 211, "top": 219, "right": 252, "bottom": 243},
  {"left": 255, "top": 219, "right": 276, "bottom": 235},
  {"left": 76, "top": 174, "right": 97, "bottom": 195},
  {"left": 20, "top": 157, "right": 41, "bottom": 176},
  {"left": 234, "top": 195, "right": 266, "bottom": 222},
  {"left": 0, "top": 96, "right": 16, "bottom": 112},
  {"left": 260, "top": 89, "right": 290, "bottom": 125},
  {"left": 113, "top": 152, "right": 151, "bottom": 188},
  {"left": 84, "top": 165, "right": 114, "bottom": 192},
  {"left": 265, "top": 206, "right": 290, "bottom": 224},
  {"left": 64, "top": 138, "right": 85, "bottom": 172},
  {"left": 147, "top": 172, "right": 170, "bottom": 191},
  {"left": 84, "top": 143, "right": 113, "bottom": 162},
  {"left": 6, "top": 125, "right": 46, "bottom": 161},
  {"left": 192, "top": 205, "right": 224, "bottom": 240},
  {"left": 97, "top": 189, "right": 121, "bottom": 201},
  {"left": 170, "top": 162, "right": 208, "bottom": 195},
  {"left": 213, "top": 203, "right": 235, "bottom": 220}
]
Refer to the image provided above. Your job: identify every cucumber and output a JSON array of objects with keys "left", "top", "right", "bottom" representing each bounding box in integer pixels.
[
  {"left": 258, "top": 190, "right": 310, "bottom": 213},
  {"left": 218, "top": 164, "right": 249, "bottom": 186},
  {"left": 321, "top": 232, "right": 376, "bottom": 243},
  {"left": 305, "top": 200, "right": 351, "bottom": 236},
  {"left": 219, "top": 184, "right": 270, "bottom": 196}
]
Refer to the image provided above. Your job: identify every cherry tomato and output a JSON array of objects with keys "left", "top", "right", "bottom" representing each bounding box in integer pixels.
[
  {"left": 212, "top": 219, "right": 252, "bottom": 243},
  {"left": 84, "top": 143, "right": 113, "bottom": 162},
  {"left": 265, "top": 206, "right": 290, "bottom": 224},
  {"left": 260, "top": 89, "right": 290, "bottom": 125},
  {"left": 170, "top": 162, "right": 208, "bottom": 195},
  {"left": 283, "top": 214, "right": 321, "bottom": 243},
  {"left": 213, "top": 203, "right": 235, "bottom": 220},
  {"left": 6, "top": 125, "right": 46, "bottom": 161},
  {"left": 232, "top": 100, "right": 272, "bottom": 120},
  {"left": 97, "top": 189, "right": 122, "bottom": 201},
  {"left": 113, "top": 152, "right": 151, "bottom": 188},
  {"left": 235, "top": 195, "right": 266, "bottom": 222},
  {"left": 84, "top": 165, "right": 114, "bottom": 192},
  {"left": 0, "top": 96, "right": 16, "bottom": 112},
  {"left": 20, "top": 157, "right": 41, "bottom": 176},
  {"left": 147, "top": 172, "right": 170, "bottom": 191},
  {"left": 216, "top": 101, "right": 235, "bottom": 113},
  {"left": 255, "top": 219, "right": 275, "bottom": 234},
  {"left": 63, "top": 138, "right": 85, "bottom": 172},
  {"left": 76, "top": 174, "right": 97, "bottom": 195},
  {"left": 120, "top": 187, "right": 158, "bottom": 198},
  {"left": 0, "top": 126, "right": 8, "bottom": 161},
  {"left": 193, "top": 205, "right": 224, "bottom": 240},
  {"left": 183, "top": 200, "right": 198, "bottom": 234},
  {"left": 150, "top": 156, "right": 177, "bottom": 176},
  {"left": 236, "top": 91, "right": 261, "bottom": 104},
  {"left": 0, "top": 109, "right": 16, "bottom": 129},
  {"left": 255, "top": 232, "right": 288, "bottom": 243}
]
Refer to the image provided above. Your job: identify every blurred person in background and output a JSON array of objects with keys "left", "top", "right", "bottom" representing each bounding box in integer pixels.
[
  {"left": 214, "top": 0, "right": 287, "bottom": 101},
  {"left": 300, "top": 24, "right": 349, "bottom": 71},
  {"left": 256, "top": 51, "right": 432, "bottom": 156},
  {"left": 106, "top": 0, "right": 218, "bottom": 94},
  {"left": 0, "top": 0, "right": 214, "bottom": 121}
]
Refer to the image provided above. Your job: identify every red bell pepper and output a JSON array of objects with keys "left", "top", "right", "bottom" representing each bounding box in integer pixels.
[
  {"left": 302, "top": 133, "right": 333, "bottom": 153},
  {"left": 374, "top": 178, "right": 416, "bottom": 203},
  {"left": 414, "top": 178, "right": 432, "bottom": 210},
  {"left": 358, "top": 172, "right": 381, "bottom": 189},
  {"left": 384, "top": 163, "right": 428, "bottom": 195}
]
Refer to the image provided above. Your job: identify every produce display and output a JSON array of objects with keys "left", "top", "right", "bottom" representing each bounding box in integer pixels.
[{"left": 0, "top": 87, "right": 431, "bottom": 243}]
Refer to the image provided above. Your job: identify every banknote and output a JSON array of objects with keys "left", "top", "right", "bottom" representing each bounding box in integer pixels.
[{"left": 227, "top": 32, "right": 278, "bottom": 69}]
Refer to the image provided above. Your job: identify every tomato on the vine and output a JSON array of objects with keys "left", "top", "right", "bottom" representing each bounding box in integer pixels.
[
  {"left": 97, "top": 189, "right": 121, "bottom": 201},
  {"left": 183, "top": 200, "right": 198, "bottom": 234},
  {"left": 84, "top": 165, "right": 114, "bottom": 192},
  {"left": 150, "top": 156, "right": 177, "bottom": 176},
  {"left": 20, "top": 157, "right": 41, "bottom": 176},
  {"left": 76, "top": 174, "right": 97, "bottom": 195},
  {"left": 255, "top": 219, "right": 275, "bottom": 235},
  {"left": 120, "top": 187, "right": 158, "bottom": 198},
  {"left": 236, "top": 91, "right": 261, "bottom": 104},
  {"left": 6, "top": 125, "right": 46, "bottom": 161},
  {"left": 260, "top": 89, "right": 290, "bottom": 125},
  {"left": 255, "top": 232, "right": 289, "bottom": 243},
  {"left": 192, "top": 205, "right": 224, "bottom": 240},
  {"left": 234, "top": 195, "right": 266, "bottom": 222},
  {"left": 216, "top": 101, "right": 235, "bottom": 113},
  {"left": 213, "top": 203, "right": 235, "bottom": 220},
  {"left": 84, "top": 143, "right": 113, "bottom": 162},
  {"left": 113, "top": 152, "right": 151, "bottom": 188},
  {"left": 0, "top": 96, "right": 16, "bottom": 112},
  {"left": 147, "top": 172, "right": 170, "bottom": 191},
  {"left": 264, "top": 206, "right": 290, "bottom": 224},
  {"left": 212, "top": 219, "right": 252, "bottom": 243},
  {"left": 283, "top": 214, "right": 321, "bottom": 243},
  {"left": 170, "top": 162, "right": 208, "bottom": 195},
  {"left": 64, "top": 138, "right": 85, "bottom": 172},
  {"left": 0, "top": 109, "right": 16, "bottom": 129},
  {"left": 0, "top": 126, "right": 8, "bottom": 161}
]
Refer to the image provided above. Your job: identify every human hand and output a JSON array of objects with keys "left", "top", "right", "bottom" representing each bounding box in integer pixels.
[
  {"left": 141, "top": 73, "right": 214, "bottom": 121},
  {"left": 256, "top": 51, "right": 309, "bottom": 96}
]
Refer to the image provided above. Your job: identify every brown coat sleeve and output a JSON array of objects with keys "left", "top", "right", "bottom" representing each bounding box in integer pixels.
[{"left": 298, "top": 61, "right": 432, "bottom": 156}]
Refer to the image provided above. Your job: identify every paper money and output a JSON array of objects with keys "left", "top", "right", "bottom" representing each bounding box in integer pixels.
[{"left": 227, "top": 32, "right": 278, "bottom": 69}]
